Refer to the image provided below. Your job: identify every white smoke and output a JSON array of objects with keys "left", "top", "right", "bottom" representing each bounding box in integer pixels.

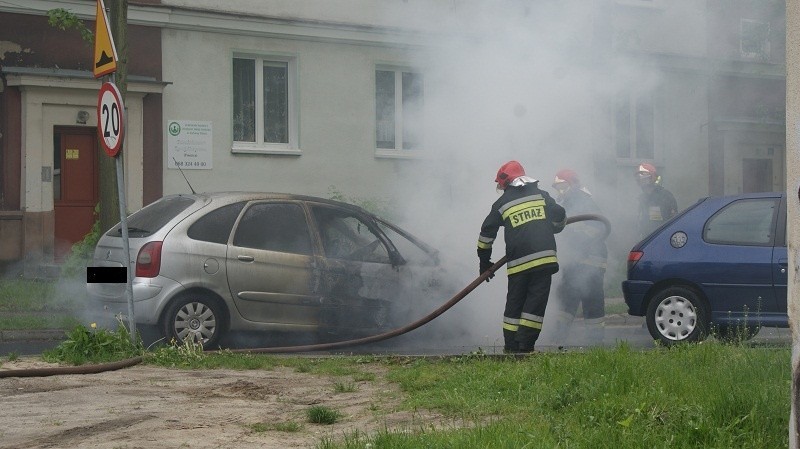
[{"left": 372, "top": 1, "right": 671, "bottom": 351}]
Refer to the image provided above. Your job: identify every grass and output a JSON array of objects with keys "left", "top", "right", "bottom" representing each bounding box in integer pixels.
[
  {"left": 0, "top": 278, "right": 86, "bottom": 330},
  {"left": 307, "top": 405, "right": 342, "bottom": 425},
  {"left": 0, "top": 279, "right": 79, "bottom": 312},
  {"left": 342, "top": 343, "right": 789, "bottom": 449},
  {"left": 0, "top": 314, "right": 82, "bottom": 330},
  {"left": 249, "top": 421, "right": 303, "bottom": 433},
  {"left": 333, "top": 380, "right": 359, "bottom": 393},
  {"left": 30, "top": 321, "right": 790, "bottom": 448}
]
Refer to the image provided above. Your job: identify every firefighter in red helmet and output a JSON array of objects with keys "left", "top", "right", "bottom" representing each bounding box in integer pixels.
[
  {"left": 547, "top": 169, "right": 608, "bottom": 346},
  {"left": 635, "top": 163, "right": 677, "bottom": 237},
  {"left": 478, "top": 161, "right": 566, "bottom": 353}
]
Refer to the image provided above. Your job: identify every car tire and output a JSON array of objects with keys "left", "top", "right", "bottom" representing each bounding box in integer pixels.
[
  {"left": 162, "top": 293, "right": 225, "bottom": 350},
  {"left": 713, "top": 324, "right": 761, "bottom": 343},
  {"left": 645, "top": 286, "right": 709, "bottom": 346}
]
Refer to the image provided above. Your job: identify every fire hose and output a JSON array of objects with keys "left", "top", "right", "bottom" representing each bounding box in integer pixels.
[{"left": 0, "top": 214, "right": 610, "bottom": 377}]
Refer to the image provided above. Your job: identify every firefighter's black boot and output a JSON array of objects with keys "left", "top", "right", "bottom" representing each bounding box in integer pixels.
[
  {"left": 503, "top": 329, "right": 519, "bottom": 353},
  {"left": 517, "top": 330, "right": 540, "bottom": 353}
]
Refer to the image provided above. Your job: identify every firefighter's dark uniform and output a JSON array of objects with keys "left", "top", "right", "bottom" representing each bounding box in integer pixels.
[
  {"left": 638, "top": 183, "right": 678, "bottom": 237},
  {"left": 555, "top": 187, "right": 607, "bottom": 325},
  {"left": 478, "top": 181, "right": 566, "bottom": 352}
]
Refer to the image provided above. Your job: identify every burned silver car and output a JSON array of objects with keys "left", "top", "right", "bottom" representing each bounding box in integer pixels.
[{"left": 87, "top": 192, "right": 440, "bottom": 349}]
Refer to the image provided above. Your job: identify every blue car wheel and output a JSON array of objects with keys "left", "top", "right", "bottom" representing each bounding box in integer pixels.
[{"left": 645, "top": 286, "right": 709, "bottom": 346}]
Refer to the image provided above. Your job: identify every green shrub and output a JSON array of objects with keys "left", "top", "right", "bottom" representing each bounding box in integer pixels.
[
  {"left": 61, "top": 206, "right": 101, "bottom": 279},
  {"left": 307, "top": 406, "right": 341, "bottom": 425},
  {"left": 42, "top": 319, "right": 142, "bottom": 365}
]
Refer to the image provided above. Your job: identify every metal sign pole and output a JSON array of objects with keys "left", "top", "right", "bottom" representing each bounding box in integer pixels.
[
  {"left": 95, "top": 1, "right": 133, "bottom": 342},
  {"left": 115, "top": 152, "right": 136, "bottom": 342}
]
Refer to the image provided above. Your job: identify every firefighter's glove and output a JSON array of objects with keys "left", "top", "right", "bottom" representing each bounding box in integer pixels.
[
  {"left": 480, "top": 260, "right": 495, "bottom": 282},
  {"left": 553, "top": 219, "right": 566, "bottom": 234}
]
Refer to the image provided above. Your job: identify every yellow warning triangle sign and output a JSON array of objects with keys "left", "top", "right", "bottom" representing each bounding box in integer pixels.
[{"left": 93, "top": 0, "right": 118, "bottom": 78}]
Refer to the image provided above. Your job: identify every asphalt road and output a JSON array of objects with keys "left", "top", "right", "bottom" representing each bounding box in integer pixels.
[{"left": 1, "top": 316, "right": 790, "bottom": 357}]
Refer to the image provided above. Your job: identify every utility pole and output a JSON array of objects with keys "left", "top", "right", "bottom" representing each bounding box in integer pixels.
[{"left": 98, "top": 0, "right": 127, "bottom": 233}]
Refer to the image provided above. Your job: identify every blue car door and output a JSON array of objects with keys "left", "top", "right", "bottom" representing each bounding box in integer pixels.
[
  {"left": 701, "top": 197, "right": 780, "bottom": 321},
  {"left": 771, "top": 196, "right": 788, "bottom": 324}
]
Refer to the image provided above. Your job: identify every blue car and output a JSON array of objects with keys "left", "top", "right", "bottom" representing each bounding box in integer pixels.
[{"left": 623, "top": 192, "right": 787, "bottom": 345}]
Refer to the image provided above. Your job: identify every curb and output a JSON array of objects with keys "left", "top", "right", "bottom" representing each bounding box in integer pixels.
[
  {"left": 603, "top": 314, "right": 645, "bottom": 327},
  {"left": 0, "top": 329, "right": 67, "bottom": 343}
]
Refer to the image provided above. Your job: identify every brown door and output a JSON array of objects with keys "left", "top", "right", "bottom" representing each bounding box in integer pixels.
[{"left": 54, "top": 127, "right": 99, "bottom": 262}]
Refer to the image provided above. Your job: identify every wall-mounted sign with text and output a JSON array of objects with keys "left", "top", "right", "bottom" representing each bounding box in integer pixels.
[{"left": 167, "top": 120, "right": 213, "bottom": 170}]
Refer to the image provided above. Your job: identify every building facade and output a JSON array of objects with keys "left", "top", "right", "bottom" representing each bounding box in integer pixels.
[{"left": 0, "top": 0, "right": 787, "bottom": 276}]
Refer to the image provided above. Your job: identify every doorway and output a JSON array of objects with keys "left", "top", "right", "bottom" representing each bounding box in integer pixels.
[
  {"left": 742, "top": 158, "right": 773, "bottom": 193},
  {"left": 53, "top": 127, "right": 99, "bottom": 262}
]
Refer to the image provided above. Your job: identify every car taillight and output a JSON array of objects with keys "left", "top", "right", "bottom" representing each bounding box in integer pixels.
[
  {"left": 627, "top": 250, "right": 643, "bottom": 271},
  {"left": 136, "top": 241, "right": 163, "bottom": 278}
]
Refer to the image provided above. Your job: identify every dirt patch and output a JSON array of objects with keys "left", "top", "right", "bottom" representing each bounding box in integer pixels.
[{"left": 0, "top": 357, "right": 444, "bottom": 449}]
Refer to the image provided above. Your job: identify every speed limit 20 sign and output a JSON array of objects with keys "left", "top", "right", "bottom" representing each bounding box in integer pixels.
[{"left": 97, "top": 82, "right": 125, "bottom": 157}]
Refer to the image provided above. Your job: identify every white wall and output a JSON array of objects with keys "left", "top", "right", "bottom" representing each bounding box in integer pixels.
[{"left": 161, "top": 27, "right": 419, "bottom": 200}]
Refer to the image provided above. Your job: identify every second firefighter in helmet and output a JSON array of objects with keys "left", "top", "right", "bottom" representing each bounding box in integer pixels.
[
  {"left": 478, "top": 160, "right": 566, "bottom": 353},
  {"left": 635, "top": 163, "right": 678, "bottom": 237},
  {"left": 547, "top": 169, "right": 608, "bottom": 346}
]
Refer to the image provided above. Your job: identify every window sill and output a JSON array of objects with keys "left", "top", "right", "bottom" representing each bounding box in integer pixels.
[
  {"left": 231, "top": 143, "right": 301, "bottom": 156},
  {"left": 614, "top": 0, "right": 664, "bottom": 10},
  {"left": 375, "top": 149, "right": 422, "bottom": 159}
]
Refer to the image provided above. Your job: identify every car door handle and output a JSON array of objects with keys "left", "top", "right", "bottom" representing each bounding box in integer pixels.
[{"left": 237, "top": 255, "right": 254, "bottom": 262}]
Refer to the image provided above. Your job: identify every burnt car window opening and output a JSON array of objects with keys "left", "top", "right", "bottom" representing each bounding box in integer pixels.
[
  {"left": 703, "top": 198, "right": 778, "bottom": 246},
  {"left": 106, "top": 196, "right": 195, "bottom": 237},
  {"left": 376, "top": 221, "right": 436, "bottom": 266},
  {"left": 187, "top": 201, "right": 247, "bottom": 244},
  {"left": 312, "top": 207, "right": 390, "bottom": 263},
  {"left": 233, "top": 203, "right": 313, "bottom": 255}
]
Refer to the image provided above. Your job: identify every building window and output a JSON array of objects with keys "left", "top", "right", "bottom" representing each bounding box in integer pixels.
[
  {"left": 740, "top": 19, "right": 770, "bottom": 60},
  {"left": 376, "top": 69, "right": 424, "bottom": 152},
  {"left": 232, "top": 55, "right": 298, "bottom": 154},
  {"left": 615, "top": 91, "right": 654, "bottom": 160}
]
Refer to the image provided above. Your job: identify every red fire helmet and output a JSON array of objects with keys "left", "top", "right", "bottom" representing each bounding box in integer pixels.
[
  {"left": 495, "top": 161, "right": 526, "bottom": 190},
  {"left": 553, "top": 168, "right": 579, "bottom": 187},
  {"left": 636, "top": 163, "right": 657, "bottom": 177}
]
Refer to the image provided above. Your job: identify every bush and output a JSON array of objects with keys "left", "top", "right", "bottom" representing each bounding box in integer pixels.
[
  {"left": 61, "top": 205, "right": 101, "bottom": 278},
  {"left": 42, "top": 318, "right": 142, "bottom": 365}
]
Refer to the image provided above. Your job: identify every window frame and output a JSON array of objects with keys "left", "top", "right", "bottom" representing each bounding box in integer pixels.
[
  {"left": 231, "top": 52, "right": 300, "bottom": 156},
  {"left": 740, "top": 19, "right": 771, "bottom": 61},
  {"left": 614, "top": 0, "right": 664, "bottom": 8},
  {"left": 613, "top": 88, "right": 659, "bottom": 163},
  {"left": 374, "top": 65, "right": 424, "bottom": 158}
]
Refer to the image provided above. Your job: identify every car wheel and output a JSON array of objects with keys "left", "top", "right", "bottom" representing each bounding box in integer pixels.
[
  {"left": 162, "top": 294, "right": 224, "bottom": 350},
  {"left": 645, "top": 286, "right": 709, "bottom": 346},
  {"left": 713, "top": 324, "right": 761, "bottom": 343}
]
